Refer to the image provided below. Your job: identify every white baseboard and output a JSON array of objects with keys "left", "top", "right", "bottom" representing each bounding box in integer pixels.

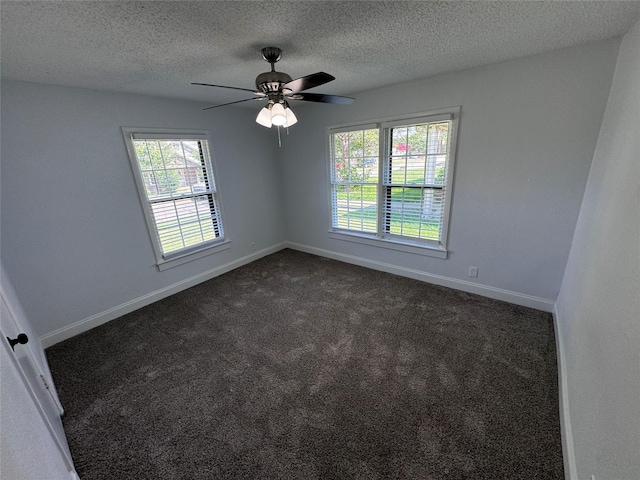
[
  {"left": 285, "top": 241, "right": 555, "bottom": 312},
  {"left": 553, "top": 304, "right": 578, "bottom": 480},
  {"left": 40, "top": 243, "right": 287, "bottom": 348}
]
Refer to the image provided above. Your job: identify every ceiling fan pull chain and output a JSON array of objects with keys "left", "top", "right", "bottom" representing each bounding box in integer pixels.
[{"left": 277, "top": 125, "right": 282, "bottom": 148}]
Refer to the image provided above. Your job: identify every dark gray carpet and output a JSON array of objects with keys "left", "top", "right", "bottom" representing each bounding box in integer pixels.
[{"left": 46, "top": 249, "right": 563, "bottom": 479}]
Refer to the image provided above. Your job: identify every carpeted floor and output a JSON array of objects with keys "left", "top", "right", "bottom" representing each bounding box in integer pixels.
[{"left": 46, "top": 249, "right": 564, "bottom": 479}]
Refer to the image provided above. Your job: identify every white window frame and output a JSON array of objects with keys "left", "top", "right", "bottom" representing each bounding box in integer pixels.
[
  {"left": 122, "top": 127, "right": 230, "bottom": 270},
  {"left": 328, "top": 107, "right": 460, "bottom": 259}
]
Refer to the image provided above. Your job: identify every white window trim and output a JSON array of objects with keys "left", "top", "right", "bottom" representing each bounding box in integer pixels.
[
  {"left": 122, "top": 127, "right": 229, "bottom": 270},
  {"left": 327, "top": 107, "right": 460, "bottom": 259},
  {"left": 328, "top": 230, "right": 448, "bottom": 259}
]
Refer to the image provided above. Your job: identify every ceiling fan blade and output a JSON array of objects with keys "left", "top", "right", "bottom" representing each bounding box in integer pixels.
[
  {"left": 289, "top": 92, "right": 354, "bottom": 105},
  {"left": 202, "top": 97, "right": 262, "bottom": 110},
  {"left": 283, "top": 72, "right": 335, "bottom": 93},
  {"left": 192, "top": 82, "right": 264, "bottom": 96}
]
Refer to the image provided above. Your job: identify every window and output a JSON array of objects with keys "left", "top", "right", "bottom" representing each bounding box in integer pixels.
[
  {"left": 123, "top": 128, "right": 228, "bottom": 269},
  {"left": 329, "top": 108, "right": 459, "bottom": 258}
]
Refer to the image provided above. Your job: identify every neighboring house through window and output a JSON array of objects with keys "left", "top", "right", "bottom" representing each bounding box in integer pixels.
[
  {"left": 329, "top": 107, "right": 460, "bottom": 258},
  {"left": 123, "top": 128, "right": 229, "bottom": 270}
]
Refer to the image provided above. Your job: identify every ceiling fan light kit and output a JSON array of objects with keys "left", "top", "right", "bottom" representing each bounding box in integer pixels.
[
  {"left": 255, "top": 101, "right": 297, "bottom": 129},
  {"left": 193, "top": 47, "right": 353, "bottom": 137}
]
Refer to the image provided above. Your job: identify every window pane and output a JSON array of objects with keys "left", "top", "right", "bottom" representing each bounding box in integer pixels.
[
  {"left": 407, "top": 124, "right": 428, "bottom": 155},
  {"left": 134, "top": 139, "right": 215, "bottom": 199},
  {"left": 332, "top": 185, "right": 377, "bottom": 233},
  {"left": 365, "top": 156, "right": 379, "bottom": 183},
  {"left": 147, "top": 169, "right": 180, "bottom": 198},
  {"left": 135, "top": 141, "right": 161, "bottom": 171},
  {"left": 332, "top": 129, "right": 379, "bottom": 185},
  {"left": 347, "top": 131, "right": 362, "bottom": 157},
  {"left": 392, "top": 126, "right": 409, "bottom": 156},
  {"left": 151, "top": 197, "right": 220, "bottom": 254},
  {"left": 334, "top": 134, "right": 347, "bottom": 160},
  {"left": 347, "top": 156, "right": 365, "bottom": 183},
  {"left": 427, "top": 123, "right": 449, "bottom": 154},
  {"left": 430, "top": 155, "right": 447, "bottom": 185},
  {"left": 364, "top": 131, "right": 378, "bottom": 157},
  {"left": 406, "top": 155, "right": 426, "bottom": 184},
  {"left": 384, "top": 187, "right": 443, "bottom": 241},
  {"left": 181, "top": 141, "right": 202, "bottom": 162},
  {"left": 160, "top": 141, "right": 182, "bottom": 165},
  {"left": 389, "top": 122, "right": 450, "bottom": 188},
  {"left": 334, "top": 158, "right": 348, "bottom": 182},
  {"left": 389, "top": 156, "right": 408, "bottom": 184}
]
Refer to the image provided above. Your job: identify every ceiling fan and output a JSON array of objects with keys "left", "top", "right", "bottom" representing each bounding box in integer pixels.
[{"left": 192, "top": 47, "right": 354, "bottom": 129}]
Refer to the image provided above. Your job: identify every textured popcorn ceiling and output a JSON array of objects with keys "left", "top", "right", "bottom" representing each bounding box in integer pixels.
[{"left": 2, "top": 1, "right": 639, "bottom": 107}]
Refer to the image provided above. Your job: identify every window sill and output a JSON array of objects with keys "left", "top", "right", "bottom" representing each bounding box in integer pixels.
[
  {"left": 328, "top": 231, "right": 448, "bottom": 259},
  {"left": 157, "top": 239, "right": 231, "bottom": 271}
]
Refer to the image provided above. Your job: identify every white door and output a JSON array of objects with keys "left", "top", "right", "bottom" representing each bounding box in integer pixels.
[
  {"left": 0, "top": 270, "right": 78, "bottom": 478},
  {"left": 0, "top": 332, "right": 79, "bottom": 479}
]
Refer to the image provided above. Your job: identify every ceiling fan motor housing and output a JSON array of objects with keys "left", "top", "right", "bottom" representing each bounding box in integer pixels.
[{"left": 255, "top": 71, "right": 293, "bottom": 94}]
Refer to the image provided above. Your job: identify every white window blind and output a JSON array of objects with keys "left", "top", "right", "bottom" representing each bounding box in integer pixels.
[{"left": 123, "top": 129, "right": 226, "bottom": 265}]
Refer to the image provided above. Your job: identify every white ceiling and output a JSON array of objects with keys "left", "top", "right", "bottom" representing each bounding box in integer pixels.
[{"left": 2, "top": 1, "right": 639, "bottom": 108}]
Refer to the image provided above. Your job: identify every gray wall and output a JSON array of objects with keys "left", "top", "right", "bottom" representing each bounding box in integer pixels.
[
  {"left": 280, "top": 39, "right": 619, "bottom": 305},
  {"left": 1, "top": 81, "right": 285, "bottom": 340},
  {"left": 556, "top": 20, "right": 640, "bottom": 479}
]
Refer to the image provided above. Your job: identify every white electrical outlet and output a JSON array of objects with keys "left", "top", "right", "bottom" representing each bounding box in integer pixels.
[
  {"left": 251, "top": 242, "right": 256, "bottom": 251},
  {"left": 468, "top": 266, "right": 479, "bottom": 278}
]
